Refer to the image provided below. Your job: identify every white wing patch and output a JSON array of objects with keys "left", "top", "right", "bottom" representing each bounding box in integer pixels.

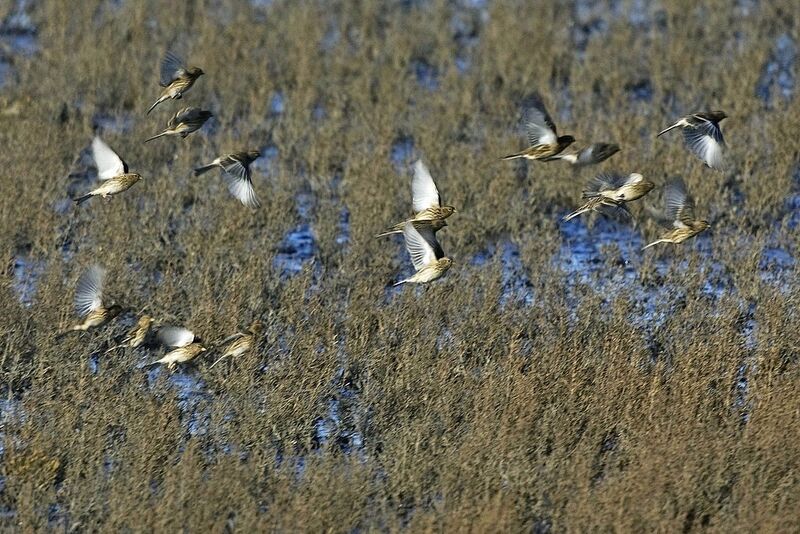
[
  {"left": 75, "top": 265, "right": 105, "bottom": 316},
  {"left": 402, "top": 222, "right": 437, "bottom": 271},
  {"left": 158, "top": 326, "right": 195, "bottom": 348},
  {"left": 92, "top": 137, "right": 126, "bottom": 180},
  {"left": 225, "top": 173, "right": 260, "bottom": 208},
  {"left": 683, "top": 122, "right": 725, "bottom": 170},
  {"left": 411, "top": 160, "right": 440, "bottom": 213}
]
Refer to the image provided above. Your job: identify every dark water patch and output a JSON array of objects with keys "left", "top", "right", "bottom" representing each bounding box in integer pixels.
[
  {"left": 145, "top": 368, "right": 211, "bottom": 437},
  {"left": 734, "top": 0, "right": 758, "bottom": 16},
  {"left": 337, "top": 207, "right": 350, "bottom": 246},
  {"left": 312, "top": 101, "right": 327, "bottom": 122},
  {"left": 92, "top": 112, "right": 135, "bottom": 134},
  {"left": 626, "top": 78, "right": 653, "bottom": 103},
  {"left": 274, "top": 224, "right": 317, "bottom": 278},
  {"left": 412, "top": 58, "right": 440, "bottom": 91},
  {"left": 759, "top": 247, "right": 795, "bottom": 287},
  {"left": 269, "top": 91, "right": 285, "bottom": 116},
  {"left": 252, "top": 143, "right": 279, "bottom": 176},
  {"left": 471, "top": 240, "right": 534, "bottom": 306},
  {"left": 390, "top": 135, "right": 415, "bottom": 172},
  {"left": 756, "top": 34, "right": 796, "bottom": 105},
  {"left": 12, "top": 254, "right": 45, "bottom": 307}
]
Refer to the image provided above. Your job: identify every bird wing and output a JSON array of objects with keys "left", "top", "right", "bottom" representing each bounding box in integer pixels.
[
  {"left": 411, "top": 160, "right": 441, "bottom": 213},
  {"left": 224, "top": 172, "right": 260, "bottom": 208},
  {"left": 577, "top": 143, "right": 619, "bottom": 166},
  {"left": 92, "top": 137, "right": 127, "bottom": 180},
  {"left": 585, "top": 172, "right": 625, "bottom": 193},
  {"left": 75, "top": 265, "right": 105, "bottom": 316},
  {"left": 664, "top": 178, "right": 695, "bottom": 227},
  {"left": 172, "top": 106, "right": 195, "bottom": 124},
  {"left": 682, "top": 119, "right": 725, "bottom": 170},
  {"left": 403, "top": 222, "right": 439, "bottom": 271},
  {"left": 160, "top": 51, "right": 187, "bottom": 86},
  {"left": 158, "top": 326, "right": 196, "bottom": 348},
  {"left": 220, "top": 155, "right": 251, "bottom": 182},
  {"left": 622, "top": 173, "right": 644, "bottom": 186},
  {"left": 523, "top": 99, "right": 558, "bottom": 146}
]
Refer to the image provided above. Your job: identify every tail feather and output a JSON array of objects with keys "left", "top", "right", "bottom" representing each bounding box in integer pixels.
[
  {"left": 73, "top": 193, "right": 93, "bottom": 205},
  {"left": 209, "top": 354, "right": 229, "bottom": 369},
  {"left": 501, "top": 153, "right": 523, "bottom": 161},
  {"left": 193, "top": 164, "right": 217, "bottom": 177},
  {"left": 393, "top": 279, "right": 408, "bottom": 287},
  {"left": 656, "top": 123, "right": 680, "bottom": 137},
  {"left": 562, "top": 207, "right": 589, "bottom": 222},
  {"left": 144, "top": 131, "right": 168, "bottom": 143},
  {"left": 642, "top": 239, "right": 665, "bottom": 250},
  {"left": 146, "top": 96, "right": 166, "bottom": 115}
]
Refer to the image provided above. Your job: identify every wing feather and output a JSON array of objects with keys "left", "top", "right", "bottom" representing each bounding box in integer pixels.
[
  {"left": 92, "top": 137, "right": 126, "bottom": 180},
  {"left": 158, "top": 326, "right": 195, "bottom": 348},
  {"left": 160, "top": 51, "right": 187, "bottom": 86},
  {"left": 682, "top": 120, "right": 725, "bottom": 170},
  {"left": 403, "top": 222, "right": 438, "bottom": 271},
  {"left": 411, "top": 160, "right": 441, "bottom": 213},
  {"left": 75, "top": 265, "right": 105, "bottom": 316}
]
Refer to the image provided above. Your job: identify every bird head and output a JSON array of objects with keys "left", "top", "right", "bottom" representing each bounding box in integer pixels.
[
  {"left": 709, "top": 111, "right": 727, "bottom": 122},
  {"left": 442, "top": 205, "right": 457, "bottom": 217},
  {"left": 189, "top": 67, "right": 205, "bottom": 77},
  {"left": 248, "top": 150, "right": 262, "bottom": 160},
  {"left": 559, "top": 135, "right": 576, "bottom": 147},
  {"left": 695, "top": 220, "right": 711, "bottom": 231},
  {"left": 440, "top": 257, "right": 454, "bottom": 270}
]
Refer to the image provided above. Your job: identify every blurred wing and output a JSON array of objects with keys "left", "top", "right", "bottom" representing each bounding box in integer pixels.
[
  {"left": 221, "top": 158, "right": 249, "bottom": 181},
  {"left": 622, "top": 173, "right": 644, "bottom": 186},
  {"left": 683, "top": 121, "right": 725, "bottom": 170},
  {"left": 664, "top": 178, "right": 694, "bottom": 226},
  {"left": 75, "top": 265, "right": 105, "bottom": 316},
  {"left": 411, "top": 160, "right": 441, "bottom": 212},
  {"left": 578, "top": 143, "right": 619, "bottom": 165},
  {"left": 403, "top": 222, "right": 437, "bottom": 271},
  {"left": 92, "top": 137, "right": 126, "bottom": 179},
  {"left": 586, "top": 172, "right": 624, "bottom": 193},
  {"left": 417, "top": 225, "right": 445, "bottom": 260},
  {"left": 160, "top": 51, "right": 187, "bottom": 86},
  {"left": 224, "top": 172, "right": 260, "bottom": 208},
  {"left": 173, "top": 107, "right": 194, "bottom": 124},
  {"left": 524, "top": 101, "right": 557, "bottom": 146},
  {"left": 158, "top": 326, "right": 195, "bottom": 348}
]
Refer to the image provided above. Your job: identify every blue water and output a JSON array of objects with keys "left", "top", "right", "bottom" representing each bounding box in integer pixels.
[{"left": 756, "top": 34, "right": 796, "bottom": 104}]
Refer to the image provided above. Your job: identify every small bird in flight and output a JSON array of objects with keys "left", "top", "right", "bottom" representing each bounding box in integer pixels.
[
  {"left": 146, "top": 52, "right": 204, "bottom": 115},
  {"left": 395, "top": 222, "right": 453, "bottom": 285},
  {"left": 194, "top": 150, "right": 262, "bottom": 208},
  {"left": 656, "top": 111, "right": 727, "bottom": 170},
  {"left": 643, "top": 177, "right": 710, "bottom": 250},
  {"left": 105, "top": 315, "right": 156, "bottom": 354},
  {"left": 74, "top": 137, "right": 142, "bottom": 204},
  {"left": 145, "top": 107, "right": 213, "bottom": 143},
  {"left": 378, "top": 159, "right": 456, "bottom": 237},
  {"left": 502, "top": 95, "right": 575, "bottom": 161},
  {"left": 563, "top": 172, "right": 654, "bottom": 221},
  {"left": 149, "top": 326, "right": 207, "bottom": 371},
  {"left": 549, "top": 142, "right": 620, "bottom": 167},
  {"left": 209, "top": 321, "right": 264, "bottom": 368},
  {"left": 55, "top": 265, "right": 124, "bottom": 339}
]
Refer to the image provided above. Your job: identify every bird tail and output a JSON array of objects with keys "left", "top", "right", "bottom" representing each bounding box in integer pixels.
[
  {"left": 209, "top": 354, "right": 229, "bottom": 369},
  {"left": 642, "top": 239, "right": 665, "bottom": 250},
  {"left": 144, "top": 131, "right": 168, "bottom": 143},
  {"left": 146, "top": 97, "right": 166, "bottom": 115},
  {"left": 501, "top": 152, "right": 524, "bottom": 161},
  {"left": 193, "top": 164, "right": 216, "bottom": 177},
  {"left": 656, "top": 123, "right": 680, "bottom": 137},
  {"left": 562, "top": 206, "right": 588, "bottom": 222},
  {"left": 73, "top": 193, "right": 93, "bottom": 205},
  {"left": 393, "top": 278, "right": 408, "bottom": 287},
  {"left": 375, "top": 229, "right": 402, "bottom": 239}
]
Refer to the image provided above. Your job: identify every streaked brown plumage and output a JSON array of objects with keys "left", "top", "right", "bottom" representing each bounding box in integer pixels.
[
  {"left": 55, "top": 265, "right": 123, "bottom": 339},
  {"left": 209, "top": 321, "right": 264, "bottom": 368},
  {"left": 149, "top": 326, "right": 206, "bottom": 371},
  {"left": 105, "top": 315, "right": 155, "bottom": 353},
  {"left": 146, "top": 52, "right": 204, "bottom": 114},
  {"left": 395, "top": 222, "right": 453, "bottom": 285},
  {"left": 656, "top": 111, "right": 727, "bottom": 170},
  {"left": 376, "top": 219, "right": 448, "bottom": 239},
  {"left": 74, "top": 137, "right": 142, "bottom": 204},
  {"left": 563, "top": 172, "right": 654, "bottom": 221},
  {"left": 145, "top": 107, "right": 212, "bottom": 143},
  {"left": 643, "top": 177, "right": 710, "bottom": 250},
  {"left": 194, "top": 150, "right": 262, "bottom": 208},
  {"left": 502, "top": 95, "right": 575, "bottom": 161},
  {"left": 379, "top": 159, "right": 456, "bottom": 237},
  {"left": 550, "top": 142, "right": 620, "bottom": 167}
]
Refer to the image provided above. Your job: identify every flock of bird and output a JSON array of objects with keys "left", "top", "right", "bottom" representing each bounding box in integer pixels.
[{"left": 58, "top": 51, "right": 729, "bottom": 371}]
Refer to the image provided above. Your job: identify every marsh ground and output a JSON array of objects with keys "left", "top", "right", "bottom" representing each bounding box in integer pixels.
[{"left": 0, "top": 0, "right": 798, "bottom": 531}]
